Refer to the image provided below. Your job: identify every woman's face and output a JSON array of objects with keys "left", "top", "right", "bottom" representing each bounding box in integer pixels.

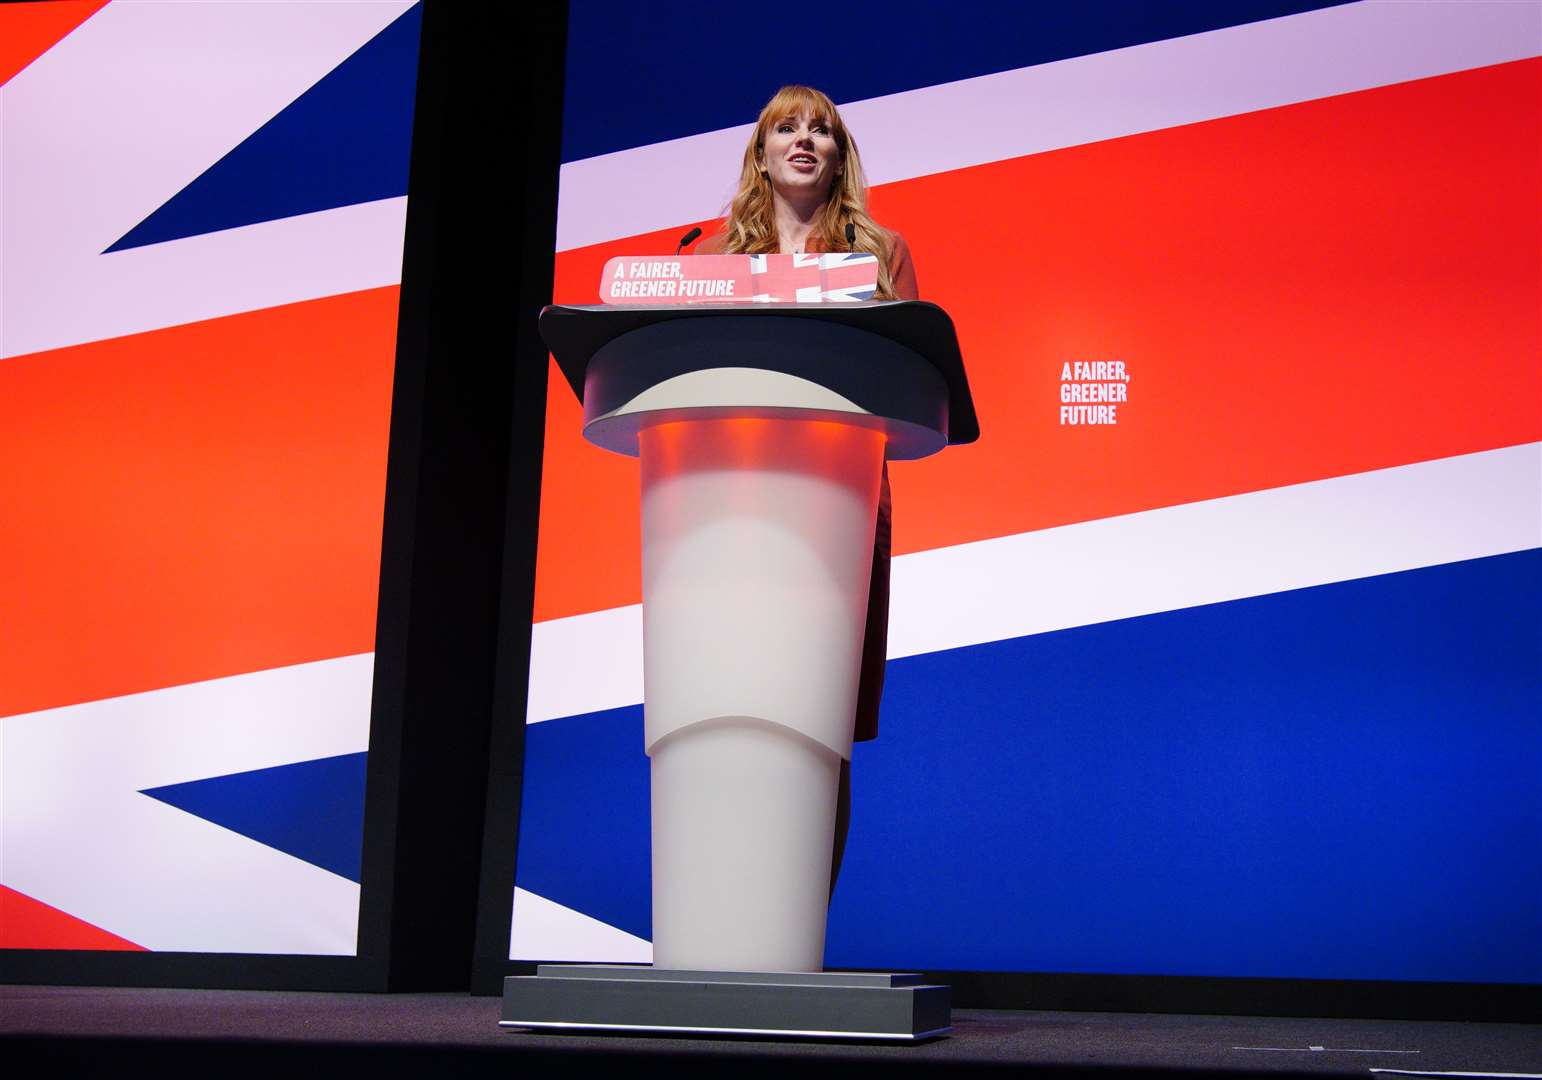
[{"left": 761, "top": 112, "right": 840, "bottom": 202}]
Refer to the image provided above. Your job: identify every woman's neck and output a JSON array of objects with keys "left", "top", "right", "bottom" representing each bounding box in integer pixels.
[{"left": 772, "top": 190, "right": 823, "bottom": 253}]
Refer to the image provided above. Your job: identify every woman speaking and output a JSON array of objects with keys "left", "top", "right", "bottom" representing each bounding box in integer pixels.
[
  {"left": 693, "top": 84, "right": 915, "bottom": 885},
  {"left": 696, "top": 85, "right": 918, "bottom": 302}
]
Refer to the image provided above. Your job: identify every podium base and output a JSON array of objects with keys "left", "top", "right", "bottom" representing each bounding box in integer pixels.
[{"left": 500, "top": 965, "right": 951, "bottom": 1041}]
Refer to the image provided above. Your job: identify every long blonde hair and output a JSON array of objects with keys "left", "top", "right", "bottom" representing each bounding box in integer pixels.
[{"left": 720, "top": 85, "right": 897, "bottom": 300}]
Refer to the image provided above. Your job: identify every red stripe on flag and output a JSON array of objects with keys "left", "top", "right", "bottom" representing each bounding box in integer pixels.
[
  {"left": 0, "top": 0, "right": 109, "bottom": 87},
  {"left": 531, "top": 60, "right": 1541, "bottom": 624},
  {"left": 0, "top": 288, "right": 398, "bottom": 718},
  {"left": 0, "top": 885, "right": 146, "bottom": 951}
]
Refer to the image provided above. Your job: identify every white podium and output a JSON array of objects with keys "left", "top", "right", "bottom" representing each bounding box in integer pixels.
[{"left": 503, "top": 302, "right": 977, "bottom": 1039}]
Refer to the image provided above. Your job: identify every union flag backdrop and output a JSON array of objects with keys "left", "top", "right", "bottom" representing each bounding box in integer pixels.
[
  {"left": 509, "top": 0, "right": 1541, "bottom": 982},
  {"left": 1, "top": 0, "right": 422, "bottom": 955}
]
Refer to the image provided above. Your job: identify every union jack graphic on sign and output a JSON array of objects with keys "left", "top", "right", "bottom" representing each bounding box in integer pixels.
[
  {"left": 749, "top": 252, "right": 878, "bottom": 302},
  {"left": 598, "top": 253, "right": 880, "bottom": 304},
  {"left": 815, "top": 253, "right": 881, "bottom": 302}
]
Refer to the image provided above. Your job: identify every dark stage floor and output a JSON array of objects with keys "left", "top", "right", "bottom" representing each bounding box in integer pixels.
[{"left": 3, "top": 985, "right": 1537, "bottom": 1078}]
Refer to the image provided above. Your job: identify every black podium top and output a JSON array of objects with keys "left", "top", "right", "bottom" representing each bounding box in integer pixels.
[{"left": 538, "top": 302, "right": 980, "bottom": 445}]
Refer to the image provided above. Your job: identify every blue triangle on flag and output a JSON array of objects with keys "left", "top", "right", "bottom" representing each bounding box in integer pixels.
[
  {"left": 106, "top": 3, "right": 422, "bottom": 253},
  {"left": 516, "top": 705, "right": 653, "bottom": 941},
  {"left": 515, "top": 551, "right": 1541, "bottom": 978},
  {"left": 141, "top": 752, "right": 368, "bottom": 882}
]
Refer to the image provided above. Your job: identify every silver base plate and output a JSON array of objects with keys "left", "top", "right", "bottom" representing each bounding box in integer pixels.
[{"left": 501, "top": 964, "right": 951, "bottom": 1041}]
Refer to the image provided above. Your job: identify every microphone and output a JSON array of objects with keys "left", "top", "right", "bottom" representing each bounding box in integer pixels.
[
  {"left": 675, "top": 226, "right": 702, "bottom": 255},
  {"left": 845, "top": 223, "right": 856, "bottom": 249}
]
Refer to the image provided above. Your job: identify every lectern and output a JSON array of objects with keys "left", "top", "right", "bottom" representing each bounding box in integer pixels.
[{"left": 502, "top": 301, "right": 977, "bottom": 1039}]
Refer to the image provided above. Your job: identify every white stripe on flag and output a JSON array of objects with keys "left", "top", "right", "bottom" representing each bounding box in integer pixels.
[
  {"left": 555, "top": 2, "right": 1539, "bottom": 251},
  {"left": 526, "top": 443, "right": 1542, "bottom": 723}
]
